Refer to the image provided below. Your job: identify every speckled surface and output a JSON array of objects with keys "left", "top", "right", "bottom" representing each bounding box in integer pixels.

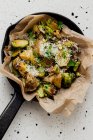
[{"left": 0, "top": 0, "right": 93, "bottom": 140}]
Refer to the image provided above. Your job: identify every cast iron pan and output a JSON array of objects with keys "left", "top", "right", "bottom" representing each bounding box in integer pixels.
[{"left": 0, "top": 12, "right": 83, "bottom": 139}]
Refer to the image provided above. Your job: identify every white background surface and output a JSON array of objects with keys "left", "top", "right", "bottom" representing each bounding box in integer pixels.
[{"left": 0, "top": 0, "right": 93, "bottom": 140}]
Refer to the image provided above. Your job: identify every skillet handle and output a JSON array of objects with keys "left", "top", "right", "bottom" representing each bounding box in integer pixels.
[{"left": 0, "top": 92, "right": 24, "bottom": 139}]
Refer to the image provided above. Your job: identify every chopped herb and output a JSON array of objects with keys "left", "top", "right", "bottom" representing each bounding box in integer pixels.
[
  {"left": 58, "top": 21, "right": 64, "bottom": 30},
  {"left": 28, "top": 31, "right": 35, "bottom": 39},
  {"left": 62, "top": 50, "right": 67, "bottom": 59}
]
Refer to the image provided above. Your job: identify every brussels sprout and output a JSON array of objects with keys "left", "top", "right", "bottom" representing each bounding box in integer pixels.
[
  {"left": 13, "top": 57, "right": 27, "bottom": 76},
  {"left": 53, "top": 74, "right": 62, "bottom": 88},
  {"left": 9, "top": 62, "right": 20, "bottom": 77},
  {"left": 44, "top": 75, "right": 54, "bottom": 83},
  {"left": 76, "top": 72, "right": 81, "bottom": 77},
  {"left": 62, "top": 73, "right": 75, "bottom": 88},
  {"left": 11, "top": 50, "right": 21, "bottom": 57},
  {"left": 62, "top": 40, "right": 75, "bottom": 48},
  {"left": 12, "top": 40, "right": 28, "bottom": 48},
  {"left": 53, "top": 65, "right": 60, "bottom": 74},
  {"left": 37, "top": 86, "right": 45, "bottom": 98},
  {"left": 20, "top": 49, "right": 35, "bottom": 65},
  {"left": 43, "top": 83, "right": 56, "bottom": 96},
  {"left": 73, "top": 61, "right": 80, "bottom": 72},
  {"left": 25, "top": 74, "right": 40, "bottom": 92},
  {"left": 38, "top": 67, "right": 45, "bottom": 77}
]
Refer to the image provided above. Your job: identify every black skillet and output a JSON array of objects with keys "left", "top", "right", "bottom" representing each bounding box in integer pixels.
[{"left": 0, "top": 12, "right": 83, "bottom": 139}]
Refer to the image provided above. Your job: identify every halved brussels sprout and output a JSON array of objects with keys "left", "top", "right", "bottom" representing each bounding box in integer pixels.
[
  {"left": 20, "top": 49, "right": 35, "bottom": 65},
  {"left": 53, "top": 74, "right": 62, "bottom": 88},
  {"left": 37, "top": 86, "right": 45, "bottom": 98},
  {"left": 9, "top": 62, "right": 20, "bottom": 77},
  {"left": 43, "top": 83, "right": 56, "bottom": 96},
  {"left": 62, "top": 73, "right": 75, "bottom": 88},
  {"left": 74, "top": 61, "right": 80, "bottom": 72},
  {"left": 44, "top": 73, "right": 62, "bottom": 88},
  {"left": 12, "top": 40, "right": 28, "bottom": 48},
  {"left": 25, "top": 74, "right": 40, "bottom": 93},
  {"left": 11, "top": 50, "right": 21, "bottom": 57},
  {"left": 38, "top": 67, "right": 45, "bottom": 77}
]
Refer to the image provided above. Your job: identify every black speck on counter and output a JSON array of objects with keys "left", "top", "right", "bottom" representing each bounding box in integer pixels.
[
  {"left": 25, "top": 114, "right": 27, "bottom": 116},
  {"left": 86, "top": 11, "right": 88, "bottom": 14},
  {"left": 28, "top": 0, "right": 30, "bottom": 2},
  {"left": 36, "top": 123, "right": 38, "bottom": 126},
  {"left": 86, "top": 110, "right": 88, "bottom": 113},
  {"left": 91, "top": 81, "right": 92, "bottom": 84},
  {"left": 17, "top": 131, "right": 20, "bottom": 134},
  {"left": 30, "top": 112, "right": 31, "bottom": 115},
  {"left": 85, "top": 98, "right": 86, "bottom": 101},
  {"left": 26, "top": 136, "right": 28, "bottom": 138},
  {"left": 83, "top": 30, "right": 84, "bottom": 32},
  {"left": 78, "top": 22, "right": 80, "bottom": 24},
  {"left": 80, "top": 6, "right": 83, "bottom": 9},
  {"left": 86, "top": 27, "right": 88, "bottom": 29},
  {"left": 19, "top": 123, "right": 20, "bottom": 126},
  {"left": 71, "top": 12, "right": 74, "bottom": 16},
  {"left": 47, "top": 113, "right": 50, "bottom": 116},
  {"left": 60, "top": 132, "right": 62, "bottom": 134},
  {"left": 74, "top": 129, "right": 75, "bottom": 131},
  {"left": 10, "top": 23, "right": 12, "bottom": 25},
  {"left": 83, "top": 127, "right": 85, "bottom": 130},
  {"left": 75, "top": 16, "right": 78, "bottom": 18}
]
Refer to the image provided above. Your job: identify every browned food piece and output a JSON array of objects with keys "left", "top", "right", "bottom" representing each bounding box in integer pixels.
[
  {"left": 49, "top": 21, "right": 58, "bottom": 30},
  {"left": 12, "top": 50, "right": 21, "bottom": 57},
  {"left": 44, "top": 73, "right": 62, "bottom": 88},
  {"left": 20, "top": 49, "right": 36, "bottom": 65},
  {"left": 24, "top": 73, "right": 40, "bottom": 93},
  {"left": 12, "top": 40, "right": 28, "bottom": 48},
  {"left": 43, "top": 83, "right": 56, "bottom": 96},
  {"left": 54, "top": 30, "right": 61, "bottom": 38},
  {"left": 13, "top": 57, "right": 27, "bottom": 77}
]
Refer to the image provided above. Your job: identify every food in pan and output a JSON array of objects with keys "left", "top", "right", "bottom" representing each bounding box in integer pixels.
[
  {"left": 1, "top": 14, "right": 93, "bottom": 115},
  {"left": 4, "top": 17, "right": 81, "bottom": 98}
]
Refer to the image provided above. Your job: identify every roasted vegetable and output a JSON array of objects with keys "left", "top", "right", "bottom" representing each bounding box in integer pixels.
[
  {"left": 38, "top": 67, "right": 45, "bottom": 77},
  {"left": 62, "top": 40, "right": 75, "bottom": 48},
  {"left": 43, "top": 83, "right": 56, "bottom": 96},
  {"left": 62, "top": 73, "right": 75, "bottom": 88},
  {"left": 53, "top": 73, "right": 62, "bottom": 88},
  {"left": 44, "top": 73, "right": 62, "bottom": 88},
  {"left": 9, "top": 62, "right": 20, "bottom": 77},
  {"left": 73, "top": 61, "right": 80, "bottom": 71},
  {"left": 11, "top": 50, "right": 21, "bottom": 57},
  {"left": 25, "top": 73, "right": 40, "bottom": 92},
  {"left": 7, "top": 17, "right": 81, "bottom": 97},
  {"left": 37, "top": 86, "right": 45, "bottom": 98},
  {"left": 13, "top": 57, "right": 27, "bottom": 76},
  {"left": 20, "top": 49, "right": 36, "bottom": 65},
  {"left": 12, "top": 40, "right": 28, "bottom": 48},
  {"left": 55, "top": 49, "right": 70, "bottom": 67}
]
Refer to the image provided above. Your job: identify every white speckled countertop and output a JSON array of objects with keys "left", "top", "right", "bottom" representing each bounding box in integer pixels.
[{"left": 0, "top": 0, "right": 93, "bottom": 140}]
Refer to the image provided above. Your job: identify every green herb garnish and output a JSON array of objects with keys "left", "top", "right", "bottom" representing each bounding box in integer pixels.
[{"left": 58, "top": 21, "right": 64, "bottom": 30}]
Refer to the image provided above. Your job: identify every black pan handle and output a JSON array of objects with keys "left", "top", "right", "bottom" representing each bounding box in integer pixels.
[{"left": 0, "top": 92, "right": 24, "bottom": 139}]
